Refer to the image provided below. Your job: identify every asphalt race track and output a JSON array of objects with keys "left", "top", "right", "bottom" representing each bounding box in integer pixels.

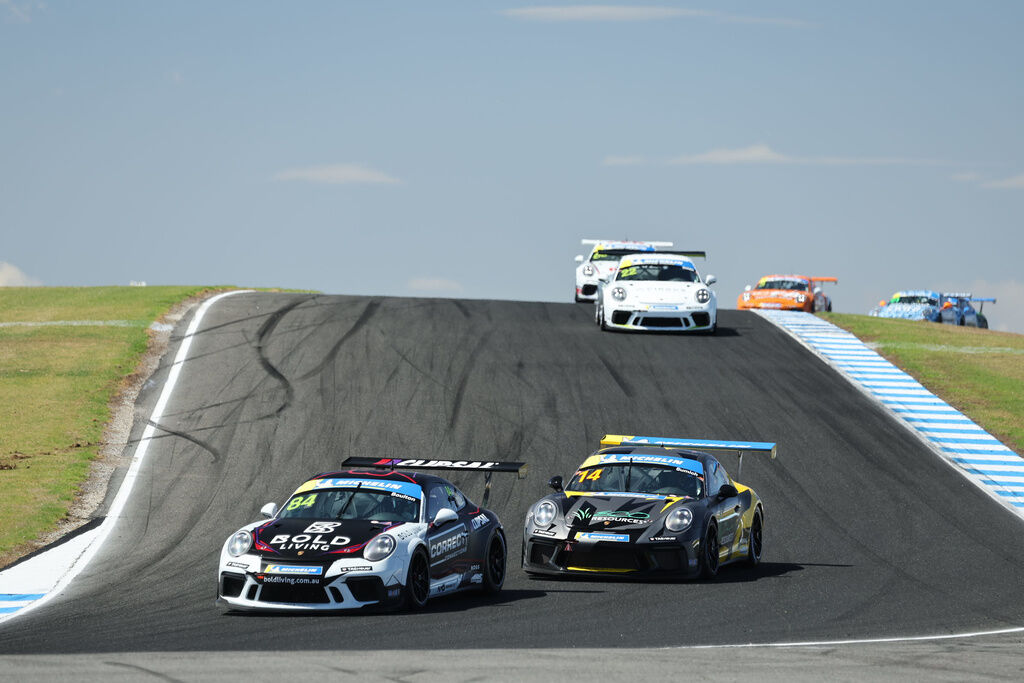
[{"left": 3, "top": 292, "right": 1024, "bottom": 655}]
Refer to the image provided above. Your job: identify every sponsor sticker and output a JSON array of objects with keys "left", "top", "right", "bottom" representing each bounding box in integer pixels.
[
  {"left": 295, "top": 478, "right": 423, "bottom": 499},
  {"left": 471, "top": 513, "right": 490, "bottom": 530},
  {"left": 575, "top": 532, "right": 630, "bottom": 543},
  {"left": 263, "top": 564, "right": 324, "bottom": 576},
  {"left": 336, "top": 565, "right": 373, "bottom": 574},
  {"left": 532, "top": 529, "right": 556, "bottom": 537},
  {"left": 260, "top": 575, "right": 320, "bottom": 586},
  {"left": 226, "top": 561, "right": 249, "bottom": 570},
  {"left": 649, "top": 536, "right": 678, "bottom": 542},
  {"left": 429, "top": 523, "right": 469, "bottom": 566}
]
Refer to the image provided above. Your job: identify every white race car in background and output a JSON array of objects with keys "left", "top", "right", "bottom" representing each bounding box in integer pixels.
[
  {"left": 574, "top": 239, "right": 674, "bottom": 302},
  {"left": 595, "top": 253, "right": 718, "bottom": 333}
]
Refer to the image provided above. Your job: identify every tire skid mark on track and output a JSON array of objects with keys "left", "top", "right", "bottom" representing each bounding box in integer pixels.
[
  {"left": 255, "top": 297, "right": 312, "bottom": 415},
  {"left": 596, "top": 353, "right": 635, "bottom": 398},
  {"left": 298, "top": 299, "right": 380, "bottom": 381},
  {"left": 447, "top": 330, "right": 493, "bottom": 431},
  {"left": 143, "top": 420, "right": 221, "bottom": 462}
]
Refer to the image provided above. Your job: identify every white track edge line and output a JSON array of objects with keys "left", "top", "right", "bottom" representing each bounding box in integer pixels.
[
  {"left": 665, "top": 625, "right": 1024, "bottom": 649},
  {"left": 0, "top": 289, "right": 252, "bottom": 625},
  {"left": 753, "top": 310, "right": 1024, "bottom": 524}
]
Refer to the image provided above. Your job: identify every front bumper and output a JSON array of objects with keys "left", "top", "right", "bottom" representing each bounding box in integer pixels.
[
  {"left": 605, "top": 305, "right": 715, "bottom": 332},
  {"left": 575, "top": 282, "right": 599, "bottom": 301},
  {"left": 523, "top": 535, "right": 702, "bottom": 579},
  {"left": 217, "top": 555, "right": 407, "bottom": 611},
  {"left": 737, "top": 299, "right": 809, "bottom": 312}
]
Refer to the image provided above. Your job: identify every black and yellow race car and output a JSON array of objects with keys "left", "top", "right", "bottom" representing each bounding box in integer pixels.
[{"left": 522, "top": 435, "right": 776, "bottom": 579}]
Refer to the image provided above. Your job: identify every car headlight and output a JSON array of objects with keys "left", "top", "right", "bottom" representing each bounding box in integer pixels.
[
  {"left": 612, "top": 287, "right": 627, "bottom": 301},
  {"left": 664, "top": 507, "right": 693, "bottom": 533},
  {"left": 364, "top": 534, "right": 396, "bottom": 562},
  {"left": 533, "top": 500, "right": 557, "bottom": 526},
  {"left": 696, "top": 288, "right": 710, "bottom": 304},
  {"left": 582, "top": 264, "right": 595, "bottom": 277},
  {"left": 227, "top": 530, "right": 252, "bottom": 557},
  {"left": 797, "top": 294, "right": 806, "bottom": 303}
]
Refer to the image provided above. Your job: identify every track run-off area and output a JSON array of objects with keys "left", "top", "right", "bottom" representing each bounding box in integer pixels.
[{"left": 2, "top": 292, "right": 1023, "bottom": 670}]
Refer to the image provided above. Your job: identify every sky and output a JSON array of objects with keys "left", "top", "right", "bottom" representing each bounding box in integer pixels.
[{"left": 2, "top": 1, "right": 1022, "bottom": 332}]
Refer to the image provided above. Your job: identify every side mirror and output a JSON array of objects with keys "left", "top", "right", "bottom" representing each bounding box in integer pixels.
[
  {"left": 260, "top": 502, "right": 279, "bottom": 519},
  {"left": 744, "top": 284, "right": 752, "bottom": 292},
  {"left": 432, "top": 507, "right": 458, "bottom": 528},
  {"left": 704, "top": 274, "right": 717, "bottom": 286},
  {"left": 548, "top": 475, "right": 564, "bottom": 493},
  {"left": 878, "top": 300, "right": 887, "bottom": 307},
  {"left": 574, "top": 255, "right": 584, "bottom": 264},
  {"left": 717, "top": 484, "right": 738, "bottom": 499}
]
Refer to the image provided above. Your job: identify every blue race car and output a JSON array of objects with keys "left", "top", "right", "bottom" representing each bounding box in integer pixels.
[{"left": 869, "top": 290, "right": 995, "bottom": 328}]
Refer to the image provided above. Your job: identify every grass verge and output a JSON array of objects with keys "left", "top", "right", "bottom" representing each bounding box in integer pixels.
[
  {"left": 0, "top": 286, "right": 224, "bottom": 568},
  {"left": 820, "top": 313, "right": 1024, "bottom": 456}
]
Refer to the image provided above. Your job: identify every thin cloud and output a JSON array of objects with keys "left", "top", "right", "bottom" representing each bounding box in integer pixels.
[
  {"left": 274, "top": 163, "right": 401, "bottom": 185},
  {"left": 408, "top": 277, "right": 464, "bottom": 293},
  {"left": 981, "top": 173, "right": 1024, "bottom": 190},
  {"left": 502, "top": 6, "right": 809, "bottom": 28},
  {"left": 1, "top": 0, "right": 43, "bottom": 22},
  {"left": 665, "top": 144, "right": 945, "bottom": 166},
  {"left": 0, "top": 262, "right": 42, "bottom": 287}
]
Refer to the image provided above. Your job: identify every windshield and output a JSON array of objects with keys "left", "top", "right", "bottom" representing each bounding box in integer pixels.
[
  {"left": 893, "top": 295, "right": 938, "bottom": 305},
  {"left": 591, "top": 248, "right": 647, "bottom": 262},
  {"left": 757, "top": 278, "right": 808, "bottom": 291},
  {"left": 278, "top": 488, "right": 420, "bottom": 522},
  {"left": 616, "top": 264, "right": 697, "bottom": 282},
  {"left": 568, "top": 464, "right": 703, "bottom": 498}
]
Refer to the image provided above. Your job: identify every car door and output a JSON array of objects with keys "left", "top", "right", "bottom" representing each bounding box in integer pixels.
[
  {"left": 707, "top": 460, "right": 742, "bottom": 557},
  {"left": 424, "top": 483, "right": 471, "bottom": 591}
]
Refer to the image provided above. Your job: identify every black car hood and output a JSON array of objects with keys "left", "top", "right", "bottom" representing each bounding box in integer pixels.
[
  {"left": 253, "top": 517, "right": 393, "bottom": 560},
  {"left": 564, "top": 494, "right": 686, "bottom": 532}
]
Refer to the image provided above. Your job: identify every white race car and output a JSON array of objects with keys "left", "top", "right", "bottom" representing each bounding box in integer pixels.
[
  {"left": 217, "top": 458, "right": 523, "bottom": 611},
  {"left": 595, "top": 253, "right": 718, "bottom": 333},
  {"left": 574, "top": 239, "right": 675, "bottom": 302}
]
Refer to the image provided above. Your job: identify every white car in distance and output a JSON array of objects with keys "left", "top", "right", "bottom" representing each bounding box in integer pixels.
[
  {"left": 574, "top": 239, "right": 673, "bottom": 302},
  {"left": 595, "top": 253, "right": 717, "bottom": 333}
]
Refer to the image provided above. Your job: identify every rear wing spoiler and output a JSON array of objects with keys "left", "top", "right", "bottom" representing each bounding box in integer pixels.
[
  {"left": 600, "top": 435, "right": 777, "bottom": 479},
  {"left": 341, "top": 457, "right": 528, "bottom": 506},
  {"left": 810, "top": 277, "right": 838, "bottom": 284},
  {"left": 661, "top": 250, "right": 707, "bottom": 260},
  {"left": 942, "top": 292, "right": 996, "bottom": 303},
  {"left": 581, "top": 238, "right": 674, "bottom": 247}
]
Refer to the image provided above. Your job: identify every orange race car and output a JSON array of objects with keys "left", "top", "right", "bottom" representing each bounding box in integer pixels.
[{"left": 737, "top": 274, "right": 838, "bottom": 313}]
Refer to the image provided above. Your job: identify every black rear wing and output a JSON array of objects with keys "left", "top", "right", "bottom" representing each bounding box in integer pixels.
[{"left": 342, "top": 457, "right": 528, "bottom": 506}]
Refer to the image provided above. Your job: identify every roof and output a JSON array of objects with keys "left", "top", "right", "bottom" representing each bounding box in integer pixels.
[
  {"left": 891, "top": 290, "right": 941, "bottom": 300},
  {"left": 620, "top": 254, "right": 696, "bottom": 268},
  {"left": 578, "top": 445, "right": 712, "bottom": 476},
  {"left": 289, "top": 469, "right": 448, "bottom": 498}
]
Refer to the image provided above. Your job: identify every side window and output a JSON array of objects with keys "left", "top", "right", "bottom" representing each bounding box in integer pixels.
[
  {"left": 426, "top": 484, "right": 449, "bottom": 520},
  {"left": 708, "top": 461, "right": 729, "bottom": 495},
  {"left": 450, "top": 486, "right": 467, "bottom": 512}
]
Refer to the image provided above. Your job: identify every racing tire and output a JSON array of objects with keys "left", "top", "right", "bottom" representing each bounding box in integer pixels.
[
  {"left": 594, "top": 302, "right": 602, "bottom": 326},
  {"left": 746, "top": 511, "right": 763, "bottom": 567},
  {"left": 403, "top": 549, "right": 430, "bottom": 610},
  {"left": 827, "top": 302, "right": 832, "bottom": 312},
  {"left": 599, "top": 305, "right": 609, "bottom": 331},
  {"left": 699, "top": 521, "right": 720, "bottom": 580},
  {"left": 482, "top": 530, "right": 507, "bottom": 594},
  {"left": 977, "top": 314, "right": 989, "bottom": 329}
]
